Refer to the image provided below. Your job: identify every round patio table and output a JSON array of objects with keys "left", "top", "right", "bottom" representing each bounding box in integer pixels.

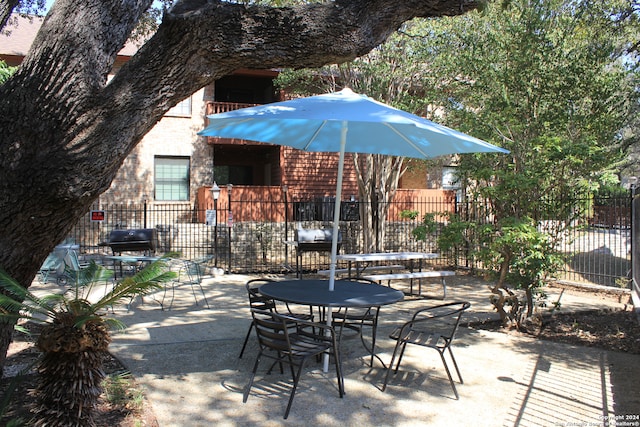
[
  {"left": 259, "top": 279, "right": 404, "bottom": 372},
  {"left": 259, "top": 279, "right": 404, "bottom": 308},
  {"left": 104, "top": 255, "right": 160, "bottom": 279}
]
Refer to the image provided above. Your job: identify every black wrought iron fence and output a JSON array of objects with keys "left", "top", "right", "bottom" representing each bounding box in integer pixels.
[{"left": 66, "top": 192, "right": 632, "bottom": 287}]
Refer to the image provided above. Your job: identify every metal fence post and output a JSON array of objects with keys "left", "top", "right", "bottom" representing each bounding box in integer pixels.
[
  {"left": 632, "top": 185, "right": 640, "bottom": 313},
  {"left": 211, "top": 183, "right": 220, "bottom": 268},
  {"left": 283, "top": 185, "right": 289, "bottom": 268},
  {"left": 227, "top": 183, "right": 233, "bottom": 273}
]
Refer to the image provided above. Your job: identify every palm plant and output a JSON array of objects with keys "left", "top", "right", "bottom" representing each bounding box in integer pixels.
[{"left": 0, "top": 258, "right": 176, "bottom": 427}]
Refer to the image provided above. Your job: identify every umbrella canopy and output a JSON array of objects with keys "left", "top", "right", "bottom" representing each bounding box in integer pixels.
[{"left": 198, "top": 88, "right": 508, "bottom": 289}]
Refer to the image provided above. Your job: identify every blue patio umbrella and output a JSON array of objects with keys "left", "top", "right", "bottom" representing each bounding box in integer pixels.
[{"left": 198, "top": 88, "right": 508, "bottom": 290}]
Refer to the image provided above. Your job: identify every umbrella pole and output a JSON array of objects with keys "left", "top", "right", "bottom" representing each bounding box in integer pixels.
[
  {"left": 329, "top": 122, "right": 347, "bottom": 292},
  {"left": 324, "top": 122, "right": 347, "bottom": 373}
]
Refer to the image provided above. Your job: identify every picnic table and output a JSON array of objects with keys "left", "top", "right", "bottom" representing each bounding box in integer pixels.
[{"left": 334, "top": 252, "right": 454, "bottom": 297}]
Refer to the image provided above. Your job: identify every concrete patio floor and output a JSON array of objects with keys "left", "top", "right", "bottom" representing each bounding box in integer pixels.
[{"left": 101, "top": 273, "right": 640, "bottom": 427}]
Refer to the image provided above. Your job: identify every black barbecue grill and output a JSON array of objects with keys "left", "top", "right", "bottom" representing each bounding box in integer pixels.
[
  {"left": 292, "top": 228, "right": 342, "bottom": 277},
  {"left": 101, "top": 228, "right": 157, "bottom": 255}
]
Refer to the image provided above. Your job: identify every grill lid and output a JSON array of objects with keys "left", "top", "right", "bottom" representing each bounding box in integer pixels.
[
  {"left": 295, "top": 228, "right": 342, "bottom": 243},
  {"left": 106, "top": 228, "right": 157, "bottom": 252}
]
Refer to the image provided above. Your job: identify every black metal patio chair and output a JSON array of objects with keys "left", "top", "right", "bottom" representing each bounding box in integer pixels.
[
  {"left": 238, "top": 278, "right": 314, "bottom": 358},
  {"left": 382, "top": 301, "right": 470, "bottom": 398},
  {"left": 243, "top": 308, "right": 344, "bottom": 419}
]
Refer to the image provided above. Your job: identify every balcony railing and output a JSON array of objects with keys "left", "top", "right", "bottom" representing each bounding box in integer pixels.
[{"left": 205, "top": 101, "right": 259, "bottom": 116}]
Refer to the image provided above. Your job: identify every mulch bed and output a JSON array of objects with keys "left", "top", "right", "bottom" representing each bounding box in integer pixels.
[
  {"left": 468, "top": 308, "right": 640, "bottom": 354},
  {"left": 1, "top": 324, "right": 158, "bottom": 426}
]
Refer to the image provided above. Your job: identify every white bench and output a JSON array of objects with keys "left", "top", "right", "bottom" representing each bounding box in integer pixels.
[
  {"left": 317, "top": 264, "right": 405, "bottom": 277},
  {"left": 363, "top": 270, "right": 456, "bottom": 298}
]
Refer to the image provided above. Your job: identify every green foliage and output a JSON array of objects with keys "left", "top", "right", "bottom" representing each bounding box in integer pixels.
[
  {"left": 410, "top": 212, "right": 440, "bottom": 242},
  {"left": 400, "top": 210, "right": 419, "bottom": 220},
  {"left": 476, "top": 217, "right": 563, "bottom": 290},
  {"left": 102, "top": 373, "right": 130, "bottom": 405},
  {"left": 275, "top": 26, "right": 442, "bottom": 114},
  {"left": 129, "top": 0, "right": 177, "bottom": 42},
  {"left": 275, "top": 30, "right": 430, "bottom": 252},
  {"left": 594, "top": 183, "right": 630, "bottom": 201},
  {"left": 278, "top": 0, "right": 636, "bottom": 320},
  {"left": 274, "top": 68, "right": 328, "bottom": 96},
  {"left": 0, "top": 61, "right": 17, "bottom": 85},
  {"left": 277, "top": 0, "right": 637, "bottom": 223},
  {"left": 102, "top": 372, "right": 144, "bottom": 410},
  {"left": 413, "top": 212, "right": 563, "bottom": 325},
  {"left": 411, "top": 0, "right": 637, "bottom": 221},
  {"left": 0, "top": 258, "right": 175, "bottom": 425},
  {"left": 402, "top": 0, "right": 637, "bottom": 324}
]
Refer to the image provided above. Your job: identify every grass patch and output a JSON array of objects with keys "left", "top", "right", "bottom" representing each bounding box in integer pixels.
[{"left": 102, "top": 372, "right": 145, "bottom": 412}]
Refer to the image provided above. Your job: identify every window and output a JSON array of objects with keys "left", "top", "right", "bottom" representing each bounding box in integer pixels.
[
  {"left": 155, "top": 157, "right": 190, "bottom": 201},
  {"left": 165, "top": 97, "right": 192, "bottom": 117}
]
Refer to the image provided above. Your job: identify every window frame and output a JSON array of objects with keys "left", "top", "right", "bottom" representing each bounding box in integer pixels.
[{"left": 154, "top": 156, "right": 191, "bottom": 201}]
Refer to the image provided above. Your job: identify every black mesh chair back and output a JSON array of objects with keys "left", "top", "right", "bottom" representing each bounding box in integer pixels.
[
  {"left": 239, "top": 278, "right": 314, "bottom": 358},
  {"left": 243, "top": 308, "right": 344, "bottom": 419},
  {"left": 238, "top": 279, "right": 277, "bottom": 358},
  {"left": 382, "top": 301, "right": 471, "bottom": 398}
]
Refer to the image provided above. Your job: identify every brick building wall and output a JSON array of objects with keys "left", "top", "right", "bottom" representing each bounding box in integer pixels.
[{"left": 101, "top": 87, "right": 212, "bottom": 206}]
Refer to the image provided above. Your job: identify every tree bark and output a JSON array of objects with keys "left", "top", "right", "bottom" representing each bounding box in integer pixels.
[
  {"left": 354, "top": 154, "right": 404, "bottom": 252},
  {"left": 0, "top": 0, "right": 479, "bottom": 373},
  {"left": 0, "top": 0, "right": 19, "bottom": 29}
]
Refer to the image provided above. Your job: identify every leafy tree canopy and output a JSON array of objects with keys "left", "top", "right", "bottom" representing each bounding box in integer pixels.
[
  {"left": 406, "top": 0, "right": 639, "bottom": 325},
  {"left": 410, "top": 0, "right": 640, "bottom": 219}
]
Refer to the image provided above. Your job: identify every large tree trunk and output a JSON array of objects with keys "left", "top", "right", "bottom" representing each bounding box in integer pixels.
[{"left": 0, "top": 0, "right": 479, "bottom": 373}]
